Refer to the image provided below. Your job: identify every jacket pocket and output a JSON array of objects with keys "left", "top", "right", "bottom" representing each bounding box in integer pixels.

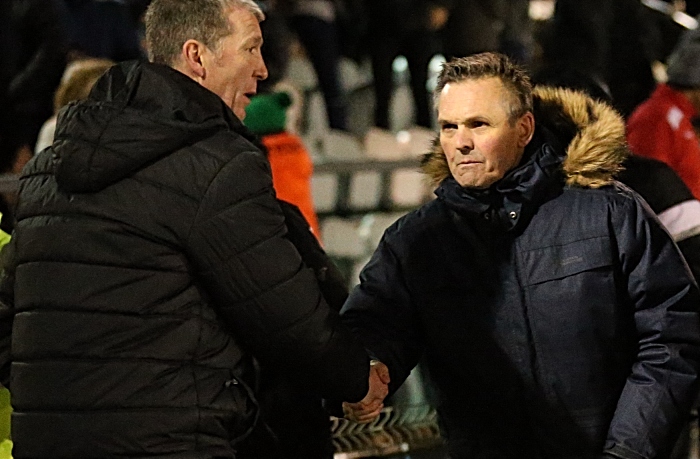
[
  {"left": 521, "top": 236, "right": 612, "bottom": 286},
  {"left": 226, "top": 370, "right": 260, "bottom": 445}
]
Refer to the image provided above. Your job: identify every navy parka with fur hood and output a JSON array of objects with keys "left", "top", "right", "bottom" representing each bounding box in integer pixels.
[
  {"left": 0, "top": 60, "right": 371, "bottom": 458},
  {"left": 341, "top": 87, "right": 700, "bottom": 459}
]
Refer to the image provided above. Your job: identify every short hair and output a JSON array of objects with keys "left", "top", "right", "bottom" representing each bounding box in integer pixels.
[
  {"left": 145, "top": 0, "right": 264, "bottom": 66},
  {"left": 434, "top": 52, "right": 533, "bottom": 123}
]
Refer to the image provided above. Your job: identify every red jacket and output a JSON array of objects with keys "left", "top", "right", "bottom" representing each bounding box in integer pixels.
[{"left": 627, "top": 84, "right": 700, "bottom": 199}]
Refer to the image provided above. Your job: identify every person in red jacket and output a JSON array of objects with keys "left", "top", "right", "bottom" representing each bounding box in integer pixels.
[
  {"left": 245, "top": 91, "right": 322, "bottom": 240},
  {"left": 627, "top": 20, "right": 700, "bottom": 199}
]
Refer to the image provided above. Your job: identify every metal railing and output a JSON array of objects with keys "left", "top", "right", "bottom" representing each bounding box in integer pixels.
[{"left": 332, "top": 405, "right": 442, "bottom": 459}]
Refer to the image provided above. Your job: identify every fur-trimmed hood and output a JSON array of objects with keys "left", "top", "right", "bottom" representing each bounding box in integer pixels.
[{"left": 421, "top": 86, "right": 628, "bottom": 189}]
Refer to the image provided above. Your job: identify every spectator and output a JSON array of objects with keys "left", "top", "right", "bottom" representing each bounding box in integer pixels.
[
  {"left": 537, "top": 0, "right": 660, "bottom": 117},
  {"left": 500, "top": 0, "right": 534, "bottom": 64},
  {"left": 341, "top": 52, "right": 700, "bottom": 458},
  {"left": 60, "top": 0, "right": 145, "bottom": 62},
  {"left": 436, "top": 0, "right": 507, "bottom": 60},
  {"left": 244, "top": 91, "right": 321, "bottom": 238},
  {"left": 0, "top": 0, "right": 68, "bottom": 174},
  {"left": 35, "top": 57, "right": 115, "bottom": 153},
  {"left": 364, "top": 0, "right": 441, "bottom": 130},
  {"left": 0, "top": 0, "right": 389, "bottom": 456},
  {"left": 627, "top": 19, "right": 700, "bottom": 200},
  {"left": 278, "top": 0, "right": 348, "bottom": 130},
  {"left": 432, "top": 0, "right": 533, "bottom": 64}
]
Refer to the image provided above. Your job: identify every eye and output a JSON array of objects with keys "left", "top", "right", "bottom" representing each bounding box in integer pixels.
[
  {"left": 440, "top": 123, "right": 457, "bottom": 132},
  {"left": 469, "top": 120, "right": 488, "bottom": 128}
]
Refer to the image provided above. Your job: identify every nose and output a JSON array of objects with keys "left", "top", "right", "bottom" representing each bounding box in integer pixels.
[
  {"left": 256, "top": 56, "right": 268, "bottom": 81},
  {"left": 455, "top": 126, "right": 473, "bottom": 152}
]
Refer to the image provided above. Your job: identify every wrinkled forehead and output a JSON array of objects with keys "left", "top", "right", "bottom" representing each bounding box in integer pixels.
[{"left": 438, "top": 78, "right": 512, "bottom": 115}]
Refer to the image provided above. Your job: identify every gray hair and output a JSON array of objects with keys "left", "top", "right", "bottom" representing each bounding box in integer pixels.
[
  {"left": 434, "top": 52, "right": 533, "bottom": 123},
  {"left": 145, "top": 0, "right": 264, "bottom": 66}
]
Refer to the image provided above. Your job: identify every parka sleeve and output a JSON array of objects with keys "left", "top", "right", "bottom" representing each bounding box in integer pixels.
[
  {"left": 605, "top": 193, "right": 700, "bottom": 459},
  {"left": 184, "top": 149, "right": 370, "bottom": 403},
  {"left": 340, "top": 230, "right": 423, "bottom": 394}
]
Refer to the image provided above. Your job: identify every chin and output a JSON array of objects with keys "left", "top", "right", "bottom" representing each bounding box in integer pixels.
[
  {"left": 233, "top": 107, "right": 246, "bottom": 120},
  {"left": 458, "top": 178, "right": 492, "bottom": 189}
]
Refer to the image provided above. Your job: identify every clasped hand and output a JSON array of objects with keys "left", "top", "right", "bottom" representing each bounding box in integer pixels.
[{"left": 342, "top": 360, "right": 390, "bottom": 423}]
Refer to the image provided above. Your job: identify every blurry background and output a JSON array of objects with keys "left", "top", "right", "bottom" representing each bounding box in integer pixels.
[{"left": 2, "top": 0, "right": 700, "bottom": 458}]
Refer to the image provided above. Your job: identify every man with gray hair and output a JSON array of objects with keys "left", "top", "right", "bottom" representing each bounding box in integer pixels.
[{"left": 0, "top": 0, "right": 388, "bottom": 457}]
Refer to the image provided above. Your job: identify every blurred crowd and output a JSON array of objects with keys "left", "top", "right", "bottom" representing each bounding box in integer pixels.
[{"left": 2, "top": 0, "right": 700, "bottom": 225}]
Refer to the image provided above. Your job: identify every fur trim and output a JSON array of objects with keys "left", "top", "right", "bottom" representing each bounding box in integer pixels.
[
  {"left": 420, "top": 86, "right": 628, "bottom": 188},
  {"left": 421, "top": 136, "right": 452, "bottom": 187}
]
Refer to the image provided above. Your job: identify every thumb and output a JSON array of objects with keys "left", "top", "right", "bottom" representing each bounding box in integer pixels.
[{"left": 372, "top": 361, "right": 391, "bottom": 384}]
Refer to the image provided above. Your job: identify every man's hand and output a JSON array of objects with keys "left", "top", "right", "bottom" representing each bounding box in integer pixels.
[{"left": 342, "top": 360, "right": 390, "bottom": 423}]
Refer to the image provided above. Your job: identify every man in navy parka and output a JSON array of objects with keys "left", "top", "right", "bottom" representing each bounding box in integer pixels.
[{"left": 342, "top": 52, "right": 700, "bottom": 459}]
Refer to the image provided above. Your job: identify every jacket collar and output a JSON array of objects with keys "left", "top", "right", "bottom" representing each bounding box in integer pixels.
[
  {"left": 424, "top": 86, "right": 629, "bottom": 231},
  {"left": 435, "top": 127, "right": 565, "bottom": 231}
]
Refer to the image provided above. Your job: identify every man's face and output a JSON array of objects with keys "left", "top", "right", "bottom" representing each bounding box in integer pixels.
[
  {"left": 200, "top": 7, "right": 268, "bottom": 120},
  {"left": 438, "top": 77, "right": 534, "bottom": 189}
]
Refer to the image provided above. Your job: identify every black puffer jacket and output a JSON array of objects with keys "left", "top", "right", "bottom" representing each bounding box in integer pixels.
[
  {"left": 0, "top": 61, "right": 370, "bottom": 458},
  {"left": 341, "top": 87, "right": 700, "bottom": 459}
]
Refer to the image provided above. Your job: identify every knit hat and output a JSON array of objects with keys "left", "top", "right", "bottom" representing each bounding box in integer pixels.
[
  {"left": 244, "top": 92, "right": 292, "bottom": 135},
  {"left": 667, "top": 18, "right": 700, "bottom": 88}
]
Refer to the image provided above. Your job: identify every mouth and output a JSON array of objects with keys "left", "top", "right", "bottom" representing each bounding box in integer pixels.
[{"left": 458, "top": 160, "right": 481, "bottom": 166}]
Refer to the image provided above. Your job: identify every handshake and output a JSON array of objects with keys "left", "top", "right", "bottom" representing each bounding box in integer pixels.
[{"left": 342, "top": 360, "right": 391, "bottom": 423}]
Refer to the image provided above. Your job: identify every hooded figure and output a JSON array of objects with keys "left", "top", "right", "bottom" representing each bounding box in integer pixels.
[
  {"left": 341, "top": 53, "right": 700, "bottom": 459},
  {"left": 0, "top": 2, "right": 384, "bottom": 454}
]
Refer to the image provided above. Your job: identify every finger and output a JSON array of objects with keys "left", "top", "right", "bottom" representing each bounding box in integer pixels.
[
  {"left": 347, "top": 400, "right": 380, "bottom": 416},
  {"left": 344, "top": 399, "right": 382, "bottom": 417},
  {"left": 342, "top": 405, "right": 358, "bottom": 422},
  {"left": 362, "top": 386, "right": 389, "bottom": 406},
  {"left": 359, "top": 400, "right": 382, "bottom": 414},
  {"left": 369, "top": 361, "right": 391, "bottom": 385},
  {"left": 373, "top": 383, "right": 389, "bottom": 400},
  {"left": 351, "top": 409, "right": 381, "bottom": 423},
  {"left": 342, "top": 402, "right": 372, "bottom": 418},
  {"left": 376, "top": 363, "right": 391, "bottom": 384},
  {"left": 344, "top": 406, "right": 379, "bottom": 423},
  {"left": 343, "top": 401, "right": 365, "bottom": 410},
  {"left": 354, "top": 404, "right": 384, "bottom": 424},
  {"left": 342, "top": 402, "right": 359, "bottom": 415}
]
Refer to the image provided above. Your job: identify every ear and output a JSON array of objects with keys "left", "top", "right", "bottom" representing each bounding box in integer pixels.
[
  {"left": 180, "top": 39, "right": 207, "bottom": 80},
  {"left": 517, "top": 111, "right": 535, "bottom": 148}
]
